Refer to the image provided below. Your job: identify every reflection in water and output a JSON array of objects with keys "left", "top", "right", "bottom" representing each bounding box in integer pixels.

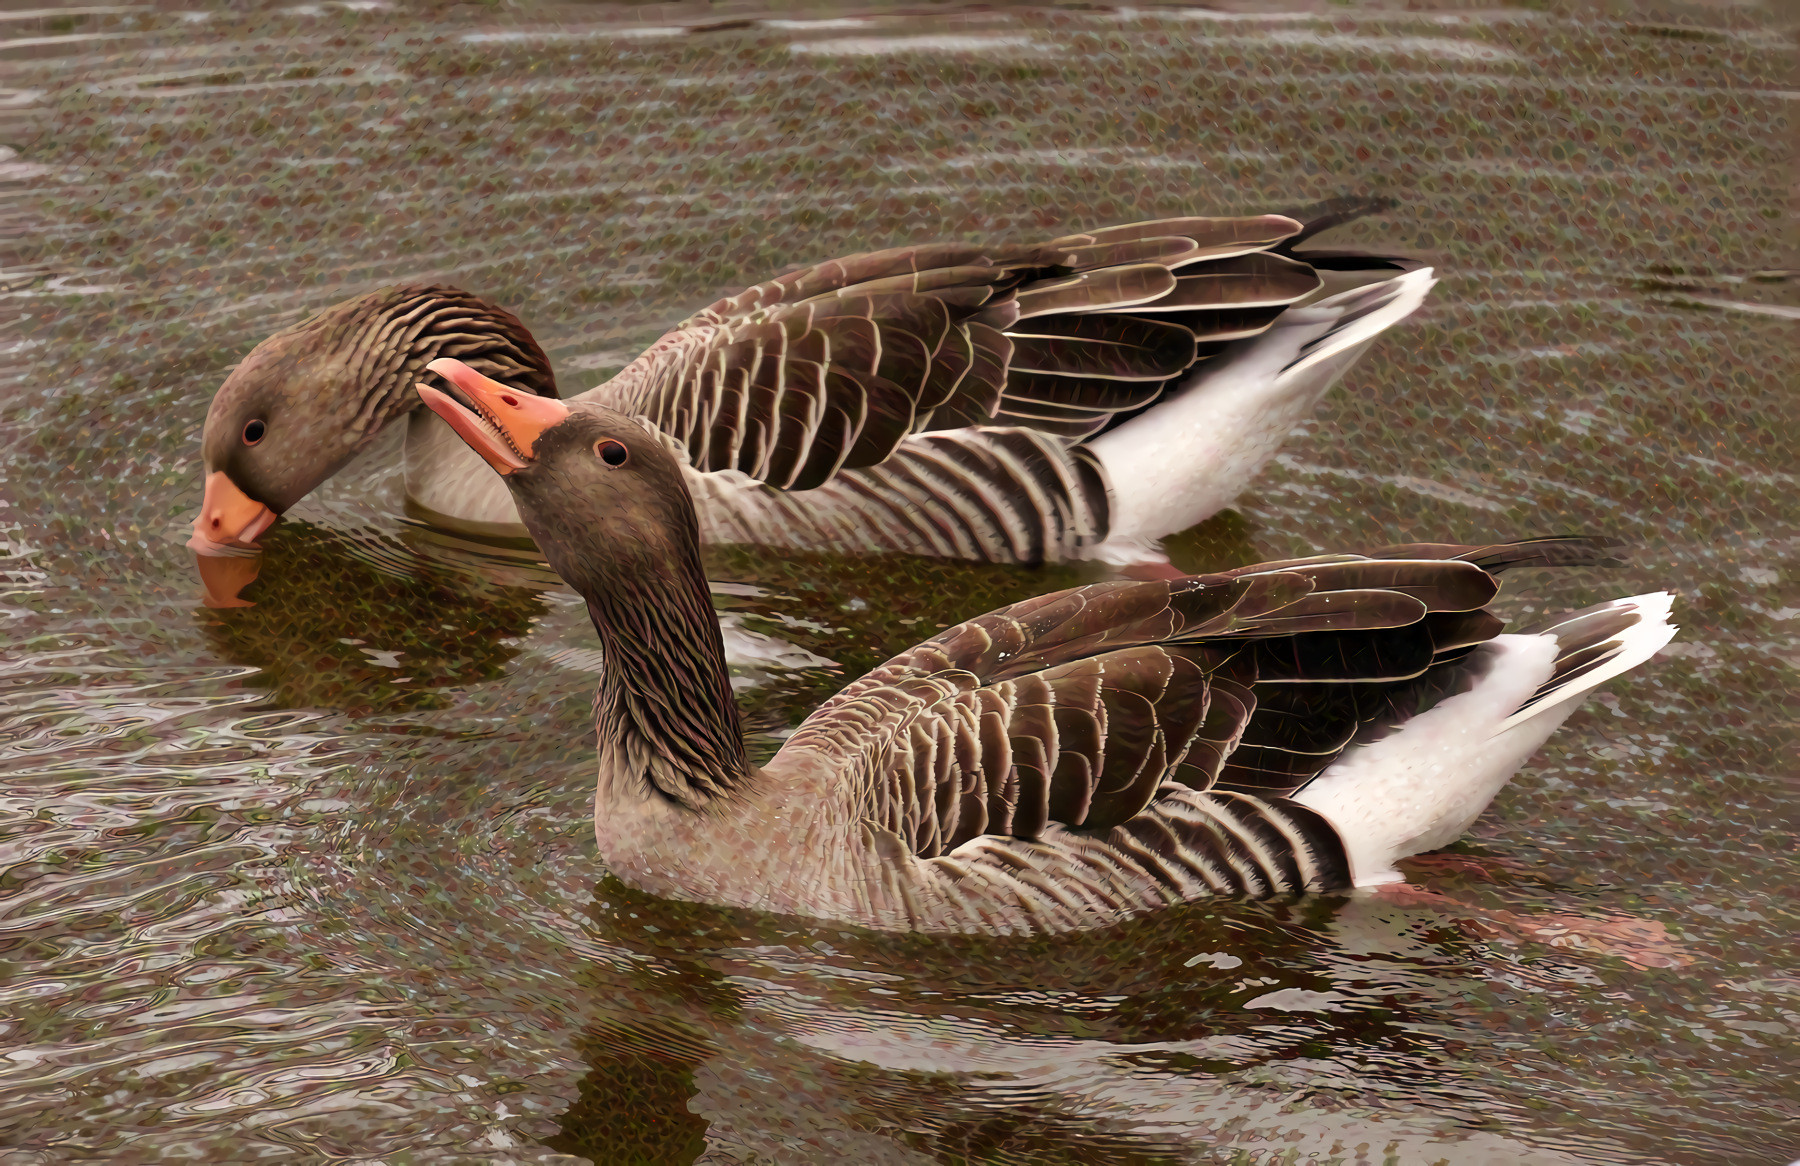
[
  {"left": 1, "top": 0, "right": 1794, "bottom": 1163},
  {"left": 547, "top": 1015, "right": 713, "bottom": 1165},
  {"left": 195, "top": 519, "right": 549, "bottom": 713},
  {"left": 544, "top": 886, "right": 1624, "bottom": 1164}
]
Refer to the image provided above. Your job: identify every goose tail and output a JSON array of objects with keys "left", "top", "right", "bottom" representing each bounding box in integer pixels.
[
  {"left": 1499, "top": 591, "right": 1678, "bottom": 733},
  {"left": 1293, "top": 592, "right": 1677, "bottom": 887},
  {"left": 1086, "top": 266, "right": 1437, "bottom": 565}
]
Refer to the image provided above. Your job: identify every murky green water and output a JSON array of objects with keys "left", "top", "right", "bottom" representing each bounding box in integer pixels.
[{"left": 1, "top": 1, "right": 1795, "bottom": 1162}]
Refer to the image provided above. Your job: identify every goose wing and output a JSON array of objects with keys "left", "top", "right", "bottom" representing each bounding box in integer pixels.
[
  {"left": 587, "top": 216, "right": 1323, "bottom": 491},
  {"left": 780, "top": 539, "right": 1619, "bottom": 861}
]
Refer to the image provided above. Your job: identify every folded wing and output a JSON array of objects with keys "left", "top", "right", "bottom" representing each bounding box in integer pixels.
[
  {"left": 781, "top": 539, "right": 1619, "bottom": 860},
  {"left": 590, "top": 215, "right": 1344, "bottom": 490}
]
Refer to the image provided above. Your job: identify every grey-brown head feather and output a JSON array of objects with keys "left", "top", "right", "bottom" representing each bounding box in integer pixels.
[{"left": 202, "top": 285, "right": 555, "bottom": 512}]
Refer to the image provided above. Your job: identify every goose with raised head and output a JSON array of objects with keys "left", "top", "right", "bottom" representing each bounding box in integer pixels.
[
  {"left": 191, "top": 201, "right": 1434, "bottom": 604},
  {"left": 412, "top": 357, "right": 1677, "bottom": 935}
]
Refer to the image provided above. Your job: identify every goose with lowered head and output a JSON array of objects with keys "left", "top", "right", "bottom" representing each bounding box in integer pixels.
[
  {"left": 191, "top": 201, "right": 1433, "bottom": 604},
  {"left": 411, "top": 356, "right": 1676, "bottom": 935}
]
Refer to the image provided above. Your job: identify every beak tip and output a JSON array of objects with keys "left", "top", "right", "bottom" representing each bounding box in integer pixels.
[{"left": 416, "top": 379, "right": 533, "bottom": 474}]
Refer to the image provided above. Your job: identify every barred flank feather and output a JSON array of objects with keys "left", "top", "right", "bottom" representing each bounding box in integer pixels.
[{"left": 690, "top": 428, "right": 1109, "bottom": 565}]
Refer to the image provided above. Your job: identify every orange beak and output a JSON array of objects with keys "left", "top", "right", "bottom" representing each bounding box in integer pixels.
[
  {"left": 194, "top": 470, "right": 278, "bottom": 547},
  {"left": 416, "top": 357, "right": 570, "bottom": 474},
  {"left": 189, "top": 471, "right": 279, "bottom": 608}
]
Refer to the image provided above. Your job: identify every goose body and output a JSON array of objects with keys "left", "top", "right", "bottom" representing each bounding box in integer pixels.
[
  {"left": 414, "top": 359, "right": 1676, "bottom": 935},
  {"left": 192, "top": 204, "right": 1432, "bottom": 599}
]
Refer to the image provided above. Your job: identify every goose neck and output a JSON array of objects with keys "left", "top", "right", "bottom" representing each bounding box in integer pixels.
[{"left": 579, "top": 542, "right": 753, "bottom": 811}]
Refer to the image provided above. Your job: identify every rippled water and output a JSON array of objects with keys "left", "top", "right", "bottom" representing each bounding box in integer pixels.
[{"left": 1, "top": 1, "right": 1795, "bottom": 1162}]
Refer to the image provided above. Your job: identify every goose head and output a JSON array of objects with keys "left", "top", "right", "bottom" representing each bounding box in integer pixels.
[
  {"left": 414, "top": 358, "right": 702, "bottom": 598},
  {"left": 189, "top": 286, "right": 554, "bottom": 605},
  {"left": 194, "top": 327, "right": 361, "bottom": 544}
]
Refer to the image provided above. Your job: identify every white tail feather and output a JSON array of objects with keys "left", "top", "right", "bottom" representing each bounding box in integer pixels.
[
  {"left": 1088, "top": 267, "right": 1436, "bottom": 562},
  {"left": 1498, "top": 591, "right": 1676, "bottom": 732},
  {"left": 1284, "top": 265, "right": 1438, "bottom": 380},
  {"left": 1295, "top": 592, "right": 1677, "bottom": 886}
]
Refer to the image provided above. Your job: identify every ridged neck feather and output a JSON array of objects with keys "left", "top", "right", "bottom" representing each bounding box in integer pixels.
[{"left": 525, "top": 462, "right": 752, "bottom": 811}]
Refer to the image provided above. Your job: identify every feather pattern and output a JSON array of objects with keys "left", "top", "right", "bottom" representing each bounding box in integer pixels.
[
  {"left": 779, "top": 538, "right": 1622, "bottom": 915},
  {"left": 688, "top": 427, "right": 1110, "bottom": 565},
  {"left": 590, "top": 215, "right": 1330, "bottom": 490},
  {"left": 316, "top": 286, "right": 561, "bottom": 435}
]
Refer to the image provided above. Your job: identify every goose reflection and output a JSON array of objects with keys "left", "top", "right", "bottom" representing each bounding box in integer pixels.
[
  {"left": 541, "top": 883, "right": 1629, "bottom": 1165},
  {"left": 192, "top": 520, "right": 938, "bottom": 719},
  {"left": 192, "top": 518, "right": 550, "bottom": 713}
]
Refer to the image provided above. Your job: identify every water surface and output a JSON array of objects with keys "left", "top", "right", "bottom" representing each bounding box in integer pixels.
[{"left": 0, "top": 1, "right": 1795, "bottom": 1162}]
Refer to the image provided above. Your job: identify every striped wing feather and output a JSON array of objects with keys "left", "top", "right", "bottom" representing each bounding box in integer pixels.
[
  {"left": 593, "top": 215, "right": 1333, "bottom": 487},
  {"left": 783, "top": 539, "right": 1620, "bottom": 863}
]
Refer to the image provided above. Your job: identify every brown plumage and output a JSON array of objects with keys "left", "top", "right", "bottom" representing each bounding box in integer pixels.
[
  {"left": 602, "top": 215, "right": 1311, "bottom": 481},
  {"left": 192, "top": 203, "right": 1432, "bottom": 603},
  {"left": 199, "top": 287, "right": 557, "bottom": 514},
  {"left": 414, "top": 363, "right": 1677, "bottom": 935}
]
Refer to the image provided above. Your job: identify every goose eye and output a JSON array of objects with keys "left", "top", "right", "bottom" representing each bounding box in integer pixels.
[
  {"left": 242, "top": 419, "right": 266, "bottom": 445},
  {"left": 595, "top": 439, "right": 628, "bottom": 467}
]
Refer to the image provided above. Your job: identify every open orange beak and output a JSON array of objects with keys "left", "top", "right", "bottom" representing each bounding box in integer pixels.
[
  {"left": 416, "top": 357, "right": 570, "bottom": 474},
  {"left": 189, "top": 471, "right": 279, "bottom": 608}
]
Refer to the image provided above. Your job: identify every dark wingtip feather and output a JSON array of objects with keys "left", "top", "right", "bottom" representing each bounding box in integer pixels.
[
  {"left": 1274, "top": 195, "right": 1399, "bottom": 247},
  {"left": 1516, "top": 596, "right": 1645, "bottom": 644},
  {"left": 1463, "top": 537, "right": 1630, "bottom": 571},
  {"left": 1365, "top": 537, "right": 1630, "bottom": 572},
  {"left": 1511, "top": 595, "right": 1661, "bottom": 717},
  {"left": 1277, "top": 250, "right": 1420, "bottom": 273}
]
